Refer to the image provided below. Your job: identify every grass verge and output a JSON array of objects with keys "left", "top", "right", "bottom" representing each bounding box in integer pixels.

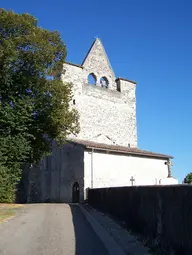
[{"left": 0, "top": 204, "right": 23, "bottom": 224}]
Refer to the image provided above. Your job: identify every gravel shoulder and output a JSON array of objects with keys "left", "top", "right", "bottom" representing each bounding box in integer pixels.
[{"left": 82, "top": 204, "right": 150, "bottom": 255}]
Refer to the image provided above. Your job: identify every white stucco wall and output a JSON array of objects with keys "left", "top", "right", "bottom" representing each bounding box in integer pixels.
[
  {"left": 84, "top": 150, "right": 168, "bottom": 196},
  {"left": 159, "top": 177, "right": 179, "bottom": 185}
]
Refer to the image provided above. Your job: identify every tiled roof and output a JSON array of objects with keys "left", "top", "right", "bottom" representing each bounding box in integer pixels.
[{"left": 69, "top": 139, "right": 173, "bottom": 159}]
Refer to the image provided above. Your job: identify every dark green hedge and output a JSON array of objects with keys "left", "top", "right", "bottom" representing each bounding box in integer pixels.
[{"left": 0, "top": 164, "right": 21, "bottom": 203}]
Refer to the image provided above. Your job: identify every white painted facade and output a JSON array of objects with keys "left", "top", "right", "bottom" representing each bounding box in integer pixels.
[
  {"left": 84, "top": 151, "right": 169, "bottom": 195},
  {"left": 159, "top": 177, "right": 179, "bottom": 185}
]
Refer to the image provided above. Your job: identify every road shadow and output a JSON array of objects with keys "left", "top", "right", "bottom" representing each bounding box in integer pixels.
[{"left": 69, "top": 204, "right": 109, "bottom": 255}]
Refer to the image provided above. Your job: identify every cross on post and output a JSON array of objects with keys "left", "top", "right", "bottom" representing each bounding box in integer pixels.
[
  {"left": 94, "top": 35, "right": 100, "bottom": 39},
  {"left": 130, "top": 176, "right": 135, "bottom": 186},
  {"left": 165, "top": 159, "right": 173, "bottom": 177}
]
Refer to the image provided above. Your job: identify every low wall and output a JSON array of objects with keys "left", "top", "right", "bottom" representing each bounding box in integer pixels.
[{"left": 88, "top": 185, "right": 192, "bottom": 254}]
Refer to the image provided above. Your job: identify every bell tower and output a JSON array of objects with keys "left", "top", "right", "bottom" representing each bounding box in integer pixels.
[{"left": 62, "top": 38, "right": 137, "bottom": 147}]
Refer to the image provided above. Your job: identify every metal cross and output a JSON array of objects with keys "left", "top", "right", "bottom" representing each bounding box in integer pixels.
[
  {"left": 130, "top": 176, "right": 135, "bottom": 186},
  {"left": 94, "top": 35, "right": 100, "bottom": 40},
  {"left": 165, "top": 159, "right": 173, "bottom": 177}
]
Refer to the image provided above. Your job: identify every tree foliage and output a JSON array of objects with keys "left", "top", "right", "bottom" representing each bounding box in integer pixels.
[
  {"left": 0, "top": 9, "right": 79, "bottom": 202},
  {"left": 183, "top": 172, "right": 192, "bottom": 184}
]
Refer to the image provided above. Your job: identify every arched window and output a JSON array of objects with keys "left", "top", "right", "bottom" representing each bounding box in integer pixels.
[
  {"left": 88, "top": 73, "right": 97, "bottom": 85},
  {"left": 100, "top": 76, "right": 109, "bottom": 88}
]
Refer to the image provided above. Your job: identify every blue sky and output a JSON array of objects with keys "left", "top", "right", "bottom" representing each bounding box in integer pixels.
[{"left": 2, "top": 0, "right": 192, "bottom": 182}]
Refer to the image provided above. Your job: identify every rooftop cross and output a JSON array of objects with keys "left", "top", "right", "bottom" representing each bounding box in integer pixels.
[
  {"left": 94, "top": 35, "right": 100, "bottom": 40},
  {"left": 165, "top": 159, "right": 173, "bottom": 177},
  {"left": 130, "top": 176, "right": 135, "bottom": 186}
]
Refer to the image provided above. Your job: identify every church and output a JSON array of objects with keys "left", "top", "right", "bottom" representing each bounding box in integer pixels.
[{"left": 27, "top": 38, "right": 178, "bottom": 203}]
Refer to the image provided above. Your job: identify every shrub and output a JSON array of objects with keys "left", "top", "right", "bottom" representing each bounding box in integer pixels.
[{"left": 0, "top": 163, "right": 21, "bottom": 203}]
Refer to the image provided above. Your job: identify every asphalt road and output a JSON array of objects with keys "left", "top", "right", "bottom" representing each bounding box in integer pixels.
[{"left": 0, "top": 204, "right": 109, "bottom": 255}]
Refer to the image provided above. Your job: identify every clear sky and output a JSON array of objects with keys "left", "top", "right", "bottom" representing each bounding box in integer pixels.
[{"left": 2, "top": 0, "right": 192, "bottom": 183}]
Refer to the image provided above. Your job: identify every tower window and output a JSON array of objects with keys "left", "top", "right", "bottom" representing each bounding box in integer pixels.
[
  {"left": 88, "top": 73, "right": 97, "bottom": 85},
  {"left": 100, "top": 76, "right": 109, "bottom": 88}
]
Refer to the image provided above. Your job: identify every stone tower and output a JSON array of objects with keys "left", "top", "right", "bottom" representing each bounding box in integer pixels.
[{"left": 62, "top": 38, "right": 137, "bottom": 147}]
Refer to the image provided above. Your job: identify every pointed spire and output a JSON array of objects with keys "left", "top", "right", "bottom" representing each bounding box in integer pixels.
[
  {"left": 81, "top": 38, "right": 116, "bottom": 86},
  {"left": 81, "top": 37, "right": 101, "bottom": 66}
]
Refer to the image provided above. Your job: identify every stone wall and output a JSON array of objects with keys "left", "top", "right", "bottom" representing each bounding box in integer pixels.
[
  {"left": 27, "top": 142, "right": 84, "bottom": 203},
  {"left": 62, "top": 38, "right": 137, "bottom": 147},
  {"left": 82, "top": 38, "right": 117, "bottom": 90},
  {"left": 88, "top": 185, "right": 192, "bottom": 254},
  {"left": 62, "top": 64, "right": 137, "bottom": 147}
]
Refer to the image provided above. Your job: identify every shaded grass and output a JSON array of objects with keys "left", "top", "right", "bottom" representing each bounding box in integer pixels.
[{"left": 0, "top": 204, "right": 23, "bottom": 223}]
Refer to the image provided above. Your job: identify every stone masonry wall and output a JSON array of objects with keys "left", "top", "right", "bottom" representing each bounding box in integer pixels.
[
  {"left": 62, "top": 39, "right": 137, "bottom": 147},
  {"left": 82, "top": 39, "right": 117, "bottom": 90},
  {"left": 27, "top": 142, "right": 84, "bottom": 203}
]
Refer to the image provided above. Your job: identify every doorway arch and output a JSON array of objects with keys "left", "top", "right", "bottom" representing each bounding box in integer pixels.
[{"left": 72, "top": 182, "right": 80, "bottom": 203}]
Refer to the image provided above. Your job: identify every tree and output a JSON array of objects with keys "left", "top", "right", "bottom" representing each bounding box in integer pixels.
[
  {"left": 183, "top": 173, "right": 192, "bottom": 184},
  {"left": 0, "top": 9, "right": 79, "bottom": 201}
]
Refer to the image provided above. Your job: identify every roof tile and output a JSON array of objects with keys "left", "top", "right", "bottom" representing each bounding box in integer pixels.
[{"left": 69, "top": 139, "right": 173, "bottom": 159}]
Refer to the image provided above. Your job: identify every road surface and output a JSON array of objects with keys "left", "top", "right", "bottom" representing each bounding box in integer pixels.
[{"left": 0, "top": 204, "right": 109, "bottom": 255}]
